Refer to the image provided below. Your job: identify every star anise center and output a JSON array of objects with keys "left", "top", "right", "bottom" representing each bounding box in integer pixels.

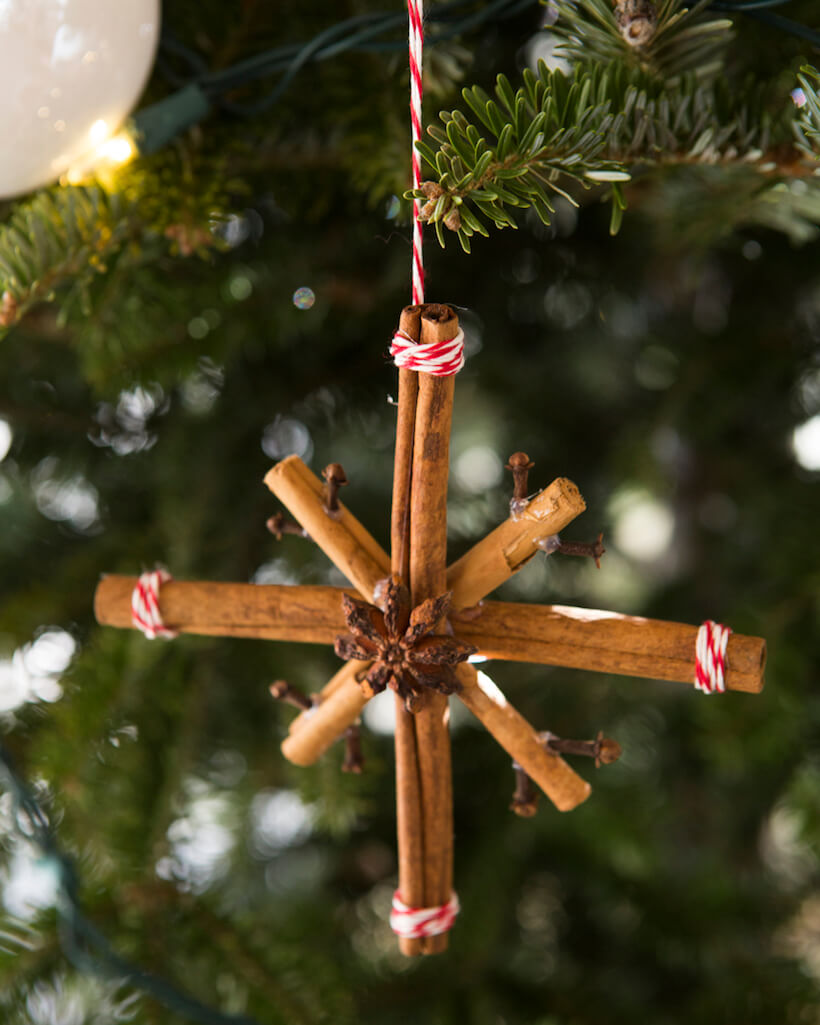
[{"left": 333, "top": 578, "right": 477, "bottom": 712}]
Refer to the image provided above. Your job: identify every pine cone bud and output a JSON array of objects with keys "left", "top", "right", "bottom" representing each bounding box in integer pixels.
[
  {"left": 443, "top": 207, "right": 462, "bottom": 232},
  {"left": 614, "top": 0, "right": 657, "bottom": 47}
]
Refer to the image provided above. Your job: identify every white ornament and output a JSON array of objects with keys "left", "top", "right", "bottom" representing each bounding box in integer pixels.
[{"left": 0, "top": 0, "right": 160, "bottom": 199}]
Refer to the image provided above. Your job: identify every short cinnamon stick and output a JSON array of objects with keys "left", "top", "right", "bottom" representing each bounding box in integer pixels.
[
  {"left": 286, "top": 659, "right": 371, "bottom": 736},
  {"left": 456, "top": 665, "right": 590, "bottom": 811},
  {"left": 264, "top": 456, "right": 390, "bottom": 602},
  {"left": 457, "top": 602, "right": 766, "bottom": 693},
  {"left": 281, "top": 674, "right": 375, "bottom": 765},
  {"left": 408, "top": 303, "right": 459, "bottom": 955},
  {"left": 446, "top": 478, "right": 586, "bottom": 610}
]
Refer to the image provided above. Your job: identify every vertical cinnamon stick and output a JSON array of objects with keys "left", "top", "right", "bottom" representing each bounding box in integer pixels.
[
  {"left": 408, "top": 304, "right": 459, "bottom": 954},
  {"left": 391, "top": 305, "right": 426, "bottom": 956}
]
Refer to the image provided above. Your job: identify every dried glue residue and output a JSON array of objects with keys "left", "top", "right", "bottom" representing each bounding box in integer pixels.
[
  {"left": 372, "top": 576, "right": 390, "bottom": 609},
  {"left": 537, "top": 534, "right": 561, "bottom": 555},
  {"left": 522, "top": 491, "right": 571, "bottom": 524}
]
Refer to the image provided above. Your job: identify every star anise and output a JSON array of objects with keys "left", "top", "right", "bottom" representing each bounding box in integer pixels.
[{"left": 334, "top": 578, "right": 476, "bottom": 712}]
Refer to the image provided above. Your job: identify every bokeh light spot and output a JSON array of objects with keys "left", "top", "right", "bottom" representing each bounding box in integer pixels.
[{"left": 292, "top": 287, "right": 316, "bottom": 310}]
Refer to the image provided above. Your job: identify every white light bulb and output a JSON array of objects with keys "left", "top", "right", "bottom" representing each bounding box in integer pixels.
[{"left": 0, "top": 0, "right": 160, "bottom": 199}]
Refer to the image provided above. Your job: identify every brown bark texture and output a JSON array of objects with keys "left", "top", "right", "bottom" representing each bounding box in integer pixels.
[{"left": 264, "top": 455, "right": 390, "bottom": 602}]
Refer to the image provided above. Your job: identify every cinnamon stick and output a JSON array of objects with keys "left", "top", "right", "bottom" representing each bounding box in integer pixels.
[
  {"left": 281, "top": 670, "right": 376, "bottom": 765},
  {"left": 391, "top": 305, "right": 426, "bottom": 956},
  {"left": 455, "top": 665, "right": 590, "bottom": 810},
  {"left": 286, "top": 659, "right": 371, "bottom": 736},
  {"left": 264, "top": 456, "right": 390, "bottom": 602},
  {"left": 456, "top": 602, "right": 766, "bottom": 693},
  {"left": 95, "top": 578, "right": 765, "bottom": 693},
  {"left": 94, "top": 576, "right": 347, "bottom": 642},
  {"left": 408, "top": 303, "right": 459, "bottom": 955},
  {"left": 446, "top": 478, "right": 586, "bottom": 610}
]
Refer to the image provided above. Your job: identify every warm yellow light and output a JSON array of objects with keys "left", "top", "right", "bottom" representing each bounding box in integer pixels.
[
  {"left": 63, "top": 129, "right": 137, "bottom": 186},
  {"left": 101, "top": 134, "right": 135, "bottom": 165},
  {"left": 89, "top": 118, "right": 109, "bottom": 145}
]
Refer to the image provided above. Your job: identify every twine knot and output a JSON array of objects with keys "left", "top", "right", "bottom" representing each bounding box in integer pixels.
[
  {"left": 390, "top": 889, "right": 460, "bottom": 938},
  {"left": 390, "top": 328, "right": 465, "bottom": 376},
  {"left": 131, "top": 568, "right": 178, "bottom": 640},
  {"left": 694, "top": 620, "right": 731, "bottom": 694}
]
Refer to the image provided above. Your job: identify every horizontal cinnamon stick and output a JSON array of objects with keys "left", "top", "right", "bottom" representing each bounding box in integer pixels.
[
  {"left": 95, "top": 576, "right": 347, "bottom": 641},
  {"left": 96, "top": 579, "right": 765, "bottom": 693},
  {"left": 457, "top": 602, "right": 765, "bottom": 693},
  {"left": 264, "top": 455, "right": 390, "bottom": 601},
  {"left": 446, "top": 477, "right": 586, "bottom": 610},
  {"left": 455, "top": 665, "right": 590, "bottom": 811}
]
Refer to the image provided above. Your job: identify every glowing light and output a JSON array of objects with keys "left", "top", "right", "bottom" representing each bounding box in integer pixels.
[
  {"left": 792, "top": 414, "right": 820, "bottom": 471},
  {"left": 454, "top": 445, "right": 503, "bottom": 494},
  {"left": 89, "top": 118, "right": 109, "bottom": 144},
  {"left": 0, "top": 419, "right": 11, "bottom": 461},
  {"left": 362, "top": 690, "right": 396, "bottom": 736},
  {"left": 611, "top": 488, "right": 675, "bottom": 562},
  {"left": 101, "top": 134, "right": 134, "bottom": 164},
  {"left": 292, "top": 286, "right": 316, "bottom": 310},
  {"left": 64, "top": 129, "right": 137, "bottom": 185}
]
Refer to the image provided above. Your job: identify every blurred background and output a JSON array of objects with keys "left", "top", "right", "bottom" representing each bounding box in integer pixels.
[{"left": 0, "top": 1, "right": 818, "bottom": 1023}]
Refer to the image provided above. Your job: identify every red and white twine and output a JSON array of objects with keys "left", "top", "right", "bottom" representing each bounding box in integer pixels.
[
  {"left": 408, "top": 0, "right": 425, "bottom": 305},
  {"left": 390, "top": 889, "right": 460, "bottom": 939},
  {"left": 131, "top": 568, "right": 178, "bottom": 640},
  {"left": 390, "top": 326, "right": 465, "bottom": 376},
  {"left": 694, "top": 620, "right": 731, "bottom": 694}
]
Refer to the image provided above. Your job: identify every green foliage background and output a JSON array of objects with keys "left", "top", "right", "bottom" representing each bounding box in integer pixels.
[{"left": 0, "top": 2, "right": 818, "bottom": 1023}]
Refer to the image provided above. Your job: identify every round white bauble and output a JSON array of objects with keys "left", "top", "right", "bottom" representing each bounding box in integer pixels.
[{"left": 0, "top": 0, "right": 160, "bottom": 199}]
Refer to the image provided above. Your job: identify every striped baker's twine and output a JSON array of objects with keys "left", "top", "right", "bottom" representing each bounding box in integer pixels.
[
  {"left": 390, "top": 326, "right": 465, "bottom": 376},
  {"left": 390, "top": 889, "right": 460, "bottom": 938},
  {"left": 131, "top": 568, "right": 178, "bottom": 640},
  {"left": 694, "top": 620, "right": 731, "bottom": 694},
  {"left": 408, "top": 0, "right": 424, "bottom": 305}
]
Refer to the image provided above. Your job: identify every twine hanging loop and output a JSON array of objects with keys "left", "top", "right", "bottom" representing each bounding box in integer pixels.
[{"left": 408, "top": 0, "right": 425, "bottom": 305}]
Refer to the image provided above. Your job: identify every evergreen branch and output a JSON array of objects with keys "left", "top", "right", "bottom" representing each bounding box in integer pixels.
[
  {"left": 0, "top": 187, "right": 134, "bottom": 334},
  {"left": 0, "top": 150, "right": 239, "bottom": 340},
  {"left": 793, "top": 65, "right": 820, "bottom": 160},
  {"left": 550, "top": 0, "right": 734, "bottom": 81},
  {"left": 413, "top": 61, "right": 796, "bottom": 246}
]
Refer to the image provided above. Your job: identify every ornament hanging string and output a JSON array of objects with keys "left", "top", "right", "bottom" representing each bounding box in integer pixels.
[{"left": 408, "top": 0, "right": 425, "bottom": 305}]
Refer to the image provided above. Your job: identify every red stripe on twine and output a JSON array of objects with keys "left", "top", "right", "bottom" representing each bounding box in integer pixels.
[
  {"left": 131, "top": 568, "right": 178, "bottom": 640},
  {"left": 694, "top": 620, "right": 731, "bottom": 694},
  {"left": 390, "top": 889, "right": 460, "bottom": 939},
  {"left": 390, "top": 328, "right": 465, "bottom": 376},
  {"left": 408, "top": 0, "right": 424, "bottom": 305}
]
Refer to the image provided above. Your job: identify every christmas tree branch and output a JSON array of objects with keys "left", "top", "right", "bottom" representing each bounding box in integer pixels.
[
  {"left": 551, "top": 0, "right": 734, "bottom": 81},
  {"left": 414, "top": 58, "right": 816, "bottom": 246}
]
